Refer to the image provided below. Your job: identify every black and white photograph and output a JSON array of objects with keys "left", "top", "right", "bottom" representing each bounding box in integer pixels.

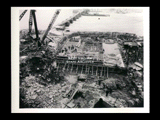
[{"left": 11, "top": 7, "right": 150, "bottom": 113}]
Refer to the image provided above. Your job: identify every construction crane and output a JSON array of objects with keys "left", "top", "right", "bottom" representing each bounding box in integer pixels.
[
  {"left": 19, "top": 9, "right": 41, "bottom": 52},
  {"left": 28, "top": 10, "right": 33, "bottom": 35},
  {"left": 19, "top": 9, "right": 61, "bottom": 52},
  {"left": 30, "top": 10, "right": 40, "bottom": 41},
  {"left": 19, "top": 10, "right": 27, "bottom": 21},
  {"left": 19, "top": 9, "right": 40, "bottom": 41},
  {"left": 41, "top": 9, "right": 61, "bottom": 44}
]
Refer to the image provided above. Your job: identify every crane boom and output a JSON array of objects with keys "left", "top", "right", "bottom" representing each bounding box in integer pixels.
[
  {"left": 28, "top": 10, "right": 33, "bottom": 34},
  {"left": 41, "top": 9, "right": 61, "bottom": 44},
  {"left": 19, "top": 10, "right": 27, "bottom": 21},
  {"left": 31, "top": 10, "right": 40, "bottom": 40}
]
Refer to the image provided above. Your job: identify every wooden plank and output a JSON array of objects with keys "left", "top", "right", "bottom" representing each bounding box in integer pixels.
[
  {"left": 85, "top": 64, "right": 87, "bottom": 73},
  {"left": 88, "top": 66, "right": 90, "bottom": 74},
  {"left": 70, "top": 63, "right": 73, "bottom": 73},
  {"left": 96, "top": 66, "right": 98, "bottom": 76},
  {"left": 63, "top": 62, "right": 67, "bottom": 72},
  {"left": 81, "top": 65, "right": 84, "bottom": 74},
  {"left": 100, "top": 66, "right": 103, "bottom": 76},
  {"left": 76, "top": 65, "right": 78, "bottom": 73},
  {"left": 67, "top": 63, "right": 70, "bottom": 71}
]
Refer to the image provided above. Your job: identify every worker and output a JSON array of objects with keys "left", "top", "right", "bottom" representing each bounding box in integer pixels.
[{"left": 106, "top": 89, "right": 109, "bottom": 96}]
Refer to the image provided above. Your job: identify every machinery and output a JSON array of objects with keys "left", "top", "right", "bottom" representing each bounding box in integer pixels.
[
  {"left": 19, "top": 10, "right": 27, "bottom": 21},
  {"left": 41, "top": 9, "right": 60, "bottom": 44},
  {"left": 19, "top": 9, "right": 61, "bottom": 52},
  {"left": 19, "top": 10, "right": 40, "bottom": 40}
]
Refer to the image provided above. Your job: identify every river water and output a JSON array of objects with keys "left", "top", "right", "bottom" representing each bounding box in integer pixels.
[
  {"left": 20, "top": 9, "right": 143, "bottom": 36},
  {"left": 68, "top": 13, "right": 143, "bottom": 36}
]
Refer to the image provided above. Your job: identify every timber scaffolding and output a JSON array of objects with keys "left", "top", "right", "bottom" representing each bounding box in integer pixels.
[
  {"left": 56, "top": 62, "right": 110, "bottom": 78},
  {"left": 54, "top": 31, "right": 127, "bottom": 78}
]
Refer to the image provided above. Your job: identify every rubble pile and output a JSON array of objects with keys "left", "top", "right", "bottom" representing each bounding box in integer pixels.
[
  {"left": 20, "top": 68, "right": 143, "bottom": 108},
  {"left": 20, "top": 74, "right": 73, "bottom": 108}
]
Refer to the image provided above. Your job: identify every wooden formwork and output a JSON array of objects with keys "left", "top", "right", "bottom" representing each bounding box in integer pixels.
[{"left": 56, "top": 61, "right": 110, "bottom": 78}]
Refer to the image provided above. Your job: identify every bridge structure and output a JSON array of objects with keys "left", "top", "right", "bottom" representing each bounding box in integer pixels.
[{"left": 57, "top": 9, "right": 87, "bottom": 27}]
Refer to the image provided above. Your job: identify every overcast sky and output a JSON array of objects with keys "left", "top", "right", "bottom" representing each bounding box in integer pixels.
[
  {"left": 19, "top": 9, "right": 74, "bottom": 30},
  {"left": 19, "top": 8, "right": 144, "bottom": 36}
]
